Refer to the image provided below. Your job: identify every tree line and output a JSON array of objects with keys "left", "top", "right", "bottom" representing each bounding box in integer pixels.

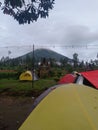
[{"left": 0, "top": 52, "right": 98, "bottom": 73}]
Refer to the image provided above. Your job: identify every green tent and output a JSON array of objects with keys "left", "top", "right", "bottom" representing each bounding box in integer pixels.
[{"left": 19, "top": 84, "right": 98, "bottom": 130}]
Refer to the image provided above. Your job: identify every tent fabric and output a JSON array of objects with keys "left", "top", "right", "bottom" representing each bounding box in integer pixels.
[
  {"left": 19, "top": 71, "right": 32, "bottom": 81},
  {"left": 58, "top": 70, "right": 98, "bottom": 89},
  {"left": 19, "top": 71, "right": 38, "bottom": 81},
  {"left": 80, "top": 70, "right": 98, "bottom": 89},
  {"left": 58, "top": 74, "right": 76, "bottom": 84},
  {"left": 19, "top": 84, "right": 98, "bottom": 130}
]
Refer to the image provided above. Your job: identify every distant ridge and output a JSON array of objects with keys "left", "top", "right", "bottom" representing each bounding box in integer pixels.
[{"left": 17, "top": 48, "right": 71, "bottom": 61}]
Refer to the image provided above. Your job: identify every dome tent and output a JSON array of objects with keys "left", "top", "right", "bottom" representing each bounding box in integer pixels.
[
  {"left": 19, "top": 70, "right": 38, "bottom": 81},
  {"left": 19, "top": 83, "right": 98, "bottom": 130},
  {"left": 58, "top": 73, "right": 76, "bottom": 84},
  {"left": 58, "top": 70, "right": 98, "bottom": 89}
]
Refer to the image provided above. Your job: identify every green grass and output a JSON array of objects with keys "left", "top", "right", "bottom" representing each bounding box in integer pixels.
[{"left": 0, "top": 79, "right": 57, "bottom": 97}]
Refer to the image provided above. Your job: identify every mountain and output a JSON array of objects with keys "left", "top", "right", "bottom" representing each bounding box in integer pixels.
[{"left": 17, "top": 48, "right": 71, "bottom": 62}]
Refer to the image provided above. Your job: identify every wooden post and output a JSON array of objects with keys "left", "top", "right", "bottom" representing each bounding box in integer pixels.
[{"left": 32, "top": 44, "right": 34, "bottom": 88}]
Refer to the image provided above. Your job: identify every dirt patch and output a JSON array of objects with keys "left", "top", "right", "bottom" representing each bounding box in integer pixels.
[
  {"left": 0, "top": 88, "right": 45, "bottom": 97},
  {"left": 0, "top": 96, "right": 34, "bottom": 130}
]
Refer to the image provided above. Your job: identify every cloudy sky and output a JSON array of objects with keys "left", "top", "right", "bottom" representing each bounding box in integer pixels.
[{"left": 0, "top": 0, "right": 98, "bottom": 61}]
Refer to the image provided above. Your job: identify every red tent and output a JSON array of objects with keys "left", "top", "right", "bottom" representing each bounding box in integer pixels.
[
  {"left": 58, "top": 74, "right": 76, "bottom": 84},
  {"left": 80, "top": 70, "right": 98, "bottom": 89}
]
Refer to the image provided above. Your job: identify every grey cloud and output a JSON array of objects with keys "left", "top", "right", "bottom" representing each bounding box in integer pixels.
[
  {"left": 1, "top": 0, "right": 98, "bottom": 61},
  {"left": 61, "top": 25, "right": 98, "bottom": 45}
]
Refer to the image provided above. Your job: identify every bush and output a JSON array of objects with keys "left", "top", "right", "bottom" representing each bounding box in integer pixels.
[
  {"left": 0, "top": 72, "right": 18, "bottom": 79},
  {"left": 54, "top": 77, "right": 60, "bottom": 82}
]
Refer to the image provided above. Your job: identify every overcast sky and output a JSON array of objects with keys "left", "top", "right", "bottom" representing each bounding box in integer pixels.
[{"left": 0, "top": 0, "right": 98, "bottom": 61}]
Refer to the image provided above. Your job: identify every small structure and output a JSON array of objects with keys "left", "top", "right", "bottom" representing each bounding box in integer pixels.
[
  {"left": 38, "top": 58, "right": 51, "bottom": 78},
  {"left": 19, "top": 70, "right": 38, "bottom": 81}
]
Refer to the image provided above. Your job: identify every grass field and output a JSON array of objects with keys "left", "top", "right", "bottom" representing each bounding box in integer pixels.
[{"left": 0, "top": 78, "right": 57, "bottom": 97}]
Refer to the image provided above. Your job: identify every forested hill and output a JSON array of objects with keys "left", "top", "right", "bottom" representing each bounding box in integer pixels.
[
  {"left": 0, "top": 48, "right": 73, "bottom": 69},
  {"left": 18, "top": 48, "right": 71, "bottom": 62}
]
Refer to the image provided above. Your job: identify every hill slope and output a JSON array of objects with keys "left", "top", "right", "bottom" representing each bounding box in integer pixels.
[{"left": 18, "top": 48, "right": 71, "bottom": 61}]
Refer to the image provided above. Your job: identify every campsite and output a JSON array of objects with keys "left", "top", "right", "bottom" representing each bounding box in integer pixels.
[
  {"left": 0, "top": 48, "right": 98, "bottom": 129},
  {"left": 1, "top": 0, "right": 98, "bottom": 129},
  {"left": 1, "top": 68, "right": 98, "bottom": 130},
  {"left": 19, "top": 70, "right": 98, "bottom": 130},
  {"left": 0, "top": 52, "right": 98, "bottom": 130}
]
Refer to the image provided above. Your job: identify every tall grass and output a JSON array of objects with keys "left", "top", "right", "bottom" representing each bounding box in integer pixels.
[{"left": 0, "top": 79, "right": 57, "bottom": 96}]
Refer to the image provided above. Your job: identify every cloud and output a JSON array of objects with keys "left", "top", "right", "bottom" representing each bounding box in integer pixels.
[
  {"left": 61, "top": 25, "right": 98, "bottom": 45},
  {"left": 0, "top": 0, "right": 98, "bottom": 61}
]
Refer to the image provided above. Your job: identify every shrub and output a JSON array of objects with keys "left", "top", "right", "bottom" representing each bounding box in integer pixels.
[{"left": 0, "top": 71, "right": 18, "bottom": 79}]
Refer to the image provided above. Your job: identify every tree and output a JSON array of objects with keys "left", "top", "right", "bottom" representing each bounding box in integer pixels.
[
  {"left": 0, "top": 0, "right": 55, "bottom": 24},
  {"left": 73, "top": 53, "right": 79, "bottom": 67},
  {"left": 97, "top": 53, "right": 98, "bottom": 59}
]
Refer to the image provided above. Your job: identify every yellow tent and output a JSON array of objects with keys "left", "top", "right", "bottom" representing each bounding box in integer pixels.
[
  {"left": 19, "top": 83, "right": 98, "bottom": 130},
  {"left": 19, "top": 71, "right": 37, "bottom": 81}
]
